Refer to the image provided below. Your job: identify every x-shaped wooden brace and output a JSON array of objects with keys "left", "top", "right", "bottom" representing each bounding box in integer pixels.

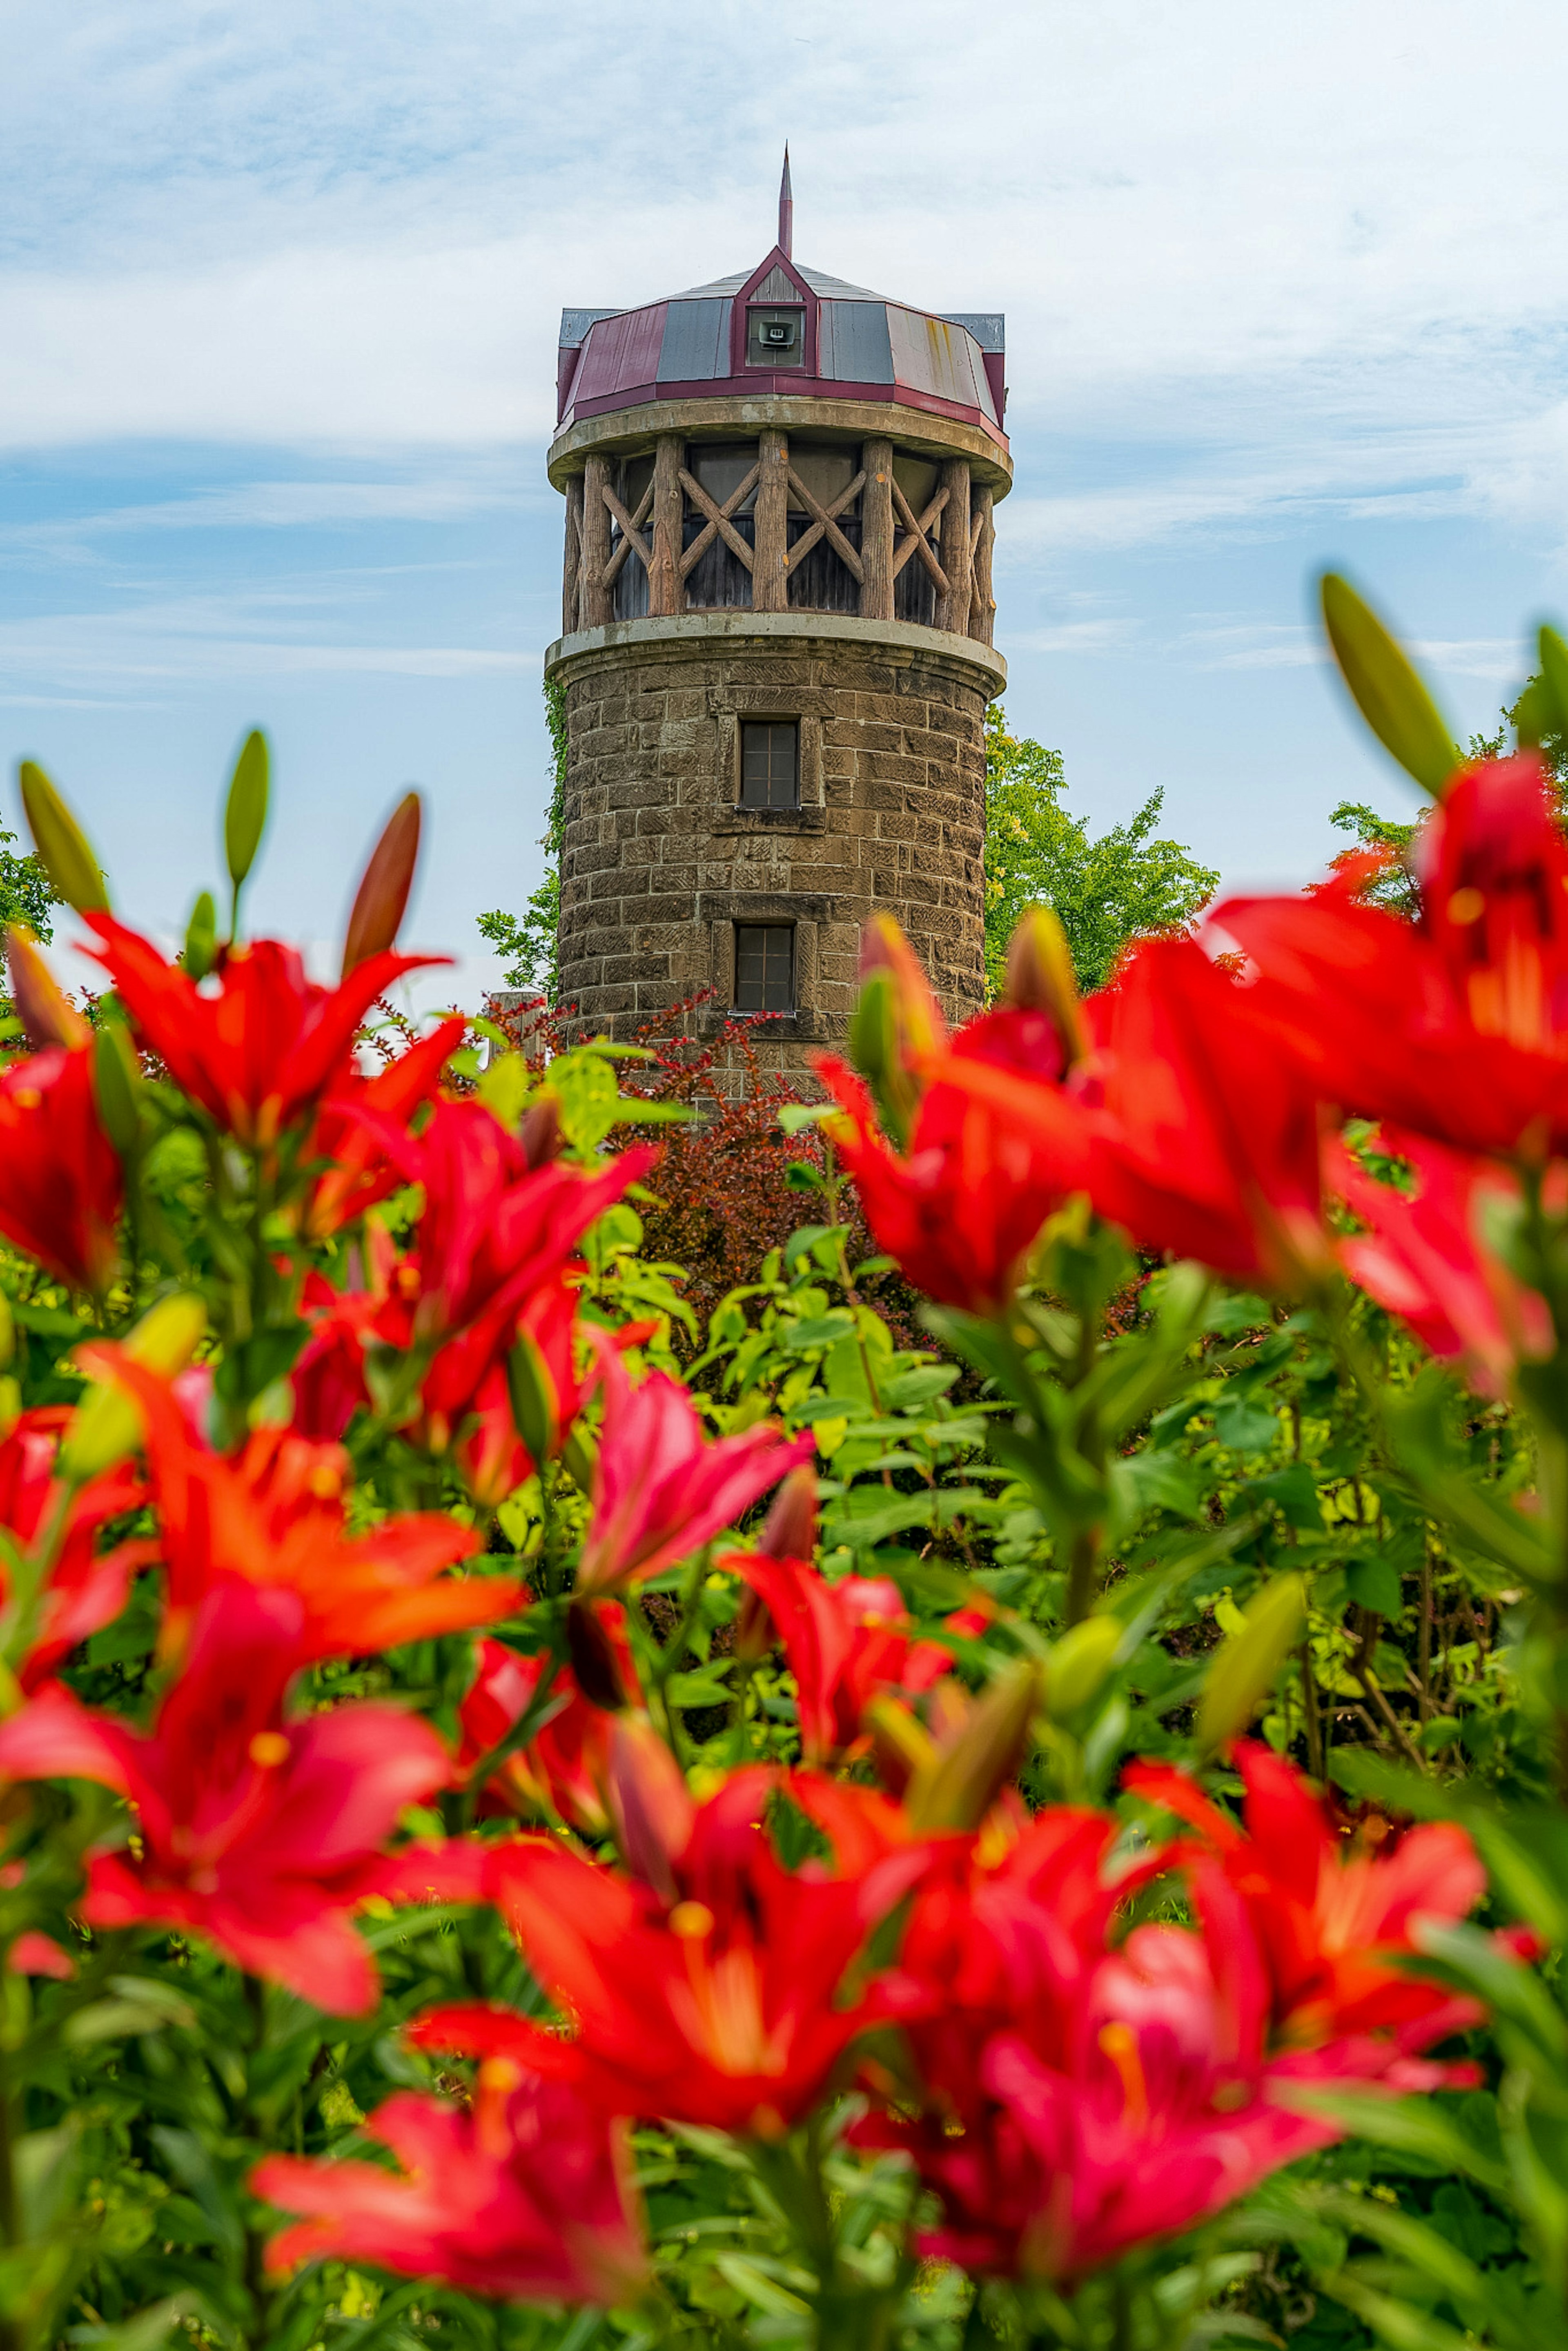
[
  {"left": 599, "top": 479, "right": 655, "bottom": 588},
  {"left": 891, "top": 477, "right": 951, "bottom": 595},
  {"left": 784, "top": 466, "right": 866, "bottom": 582},
  {"left": 677, "top": 465, "right": 759, "bottom": 578}
]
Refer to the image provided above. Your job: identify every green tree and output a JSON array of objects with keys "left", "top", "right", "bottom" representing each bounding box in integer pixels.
[
  {"left": 983, "top": 702, "right": 1219, "bottom": 997},
  {"left": 0, "top": 820, "right": 59, "bottom": 943},
  {"left": 477, "top": 675, "right": 566, "bottom": 1001},
  {"left": 1329, "top": 681, "right": 1562, "bottom": 920}
]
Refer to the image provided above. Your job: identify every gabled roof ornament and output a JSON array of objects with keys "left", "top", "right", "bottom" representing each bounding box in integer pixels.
[{"left": 778, "top": 147, "right": 793, "bottom": 261}]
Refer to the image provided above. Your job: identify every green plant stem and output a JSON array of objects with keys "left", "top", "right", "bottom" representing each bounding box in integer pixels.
[
  {"left": 651, "top": 1552, "right": 710, "bottom": 1762},
  {"left": 0, "top": 2031, "right": 20, "bottom": 2351},
  {"left": 241, "top": 1975, "right": 277, "bottom": 2351}
]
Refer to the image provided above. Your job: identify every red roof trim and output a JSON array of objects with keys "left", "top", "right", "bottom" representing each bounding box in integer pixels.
[
  {"left": 564, "top": 374, "right": 1009, "bottom": 453},
  {"left": 729, "top": 246, "right": 819, "bottom": 379}
]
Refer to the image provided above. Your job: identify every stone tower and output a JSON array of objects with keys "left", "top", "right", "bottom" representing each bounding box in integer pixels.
[{"left": 544, "top": 160, "right": 1011, "bottom": 1072}]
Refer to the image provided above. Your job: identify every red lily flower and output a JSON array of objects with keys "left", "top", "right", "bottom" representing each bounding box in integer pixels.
[
  {"left": 1329, "top": 1131, "right": 1553, "bottom": 1398},
  {"left": 1123, "top": 1740, "right": 1488, "bottom": 2047},
  {"left": 79, "top": 1350, "right": 519, "bottom": 1662},
  {"left": 254, "top": 2059, "right": 647, "bottom": 2305},
  {"left": 1218, "top": 753, "right": 1568, "bottom": 1157},
  {"left": 81, "top": 915, "right": 438, "bottom": 1150},
  {"left": 829, "top": 923, "right": 1329, "bottom": 1299},
  {"left": 301, "top": 1013, "right": 466, "bottom": 1240},
  {"left": 412, "top": 1767, "right": 931, "bottom": 2135},
  {"left": 815, "top": 1005, "right": 1089, "bottom": 1312},
  {"left": 853, "top": 1794, "right": 1473, "bottom": 2280},
  {"left": 728, "top": 1551, "right": 977, "bottom": 1766},
  {"left": 0, "top": 1406, "right": 154, "bottom": 1691},
  {"left": 457, "top": 1616, "right": 642, "bottom": 1832},
  {"left": 0, "top": 1045, "right": 122, "bottom": 1293},
  {"left": 373, "top": 1101, "right": 656, "bottom": 1456},
  {"left": 0, "top": 1580, "right": 449, "bottom": 2011},
  {"left": 577, "top": 1341, "right": 811, "bottom": 1595}
]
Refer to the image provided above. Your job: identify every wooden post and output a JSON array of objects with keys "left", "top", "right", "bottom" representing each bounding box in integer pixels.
[
  {"left": 581, "top": 455, "right": 613, "bottom": 628},
  {"left": 860, "top": 437, "right": 894, "bottom": 622},
  {"left": 649, "top": 434, "right": 683, "bottom": 617},
  {"left": 753, "top": 430, "right": 790, "bottom": 611},
  {"left": 936, "top": 459, "right": 971, "bottom": 635},
  {"left": 968, "top": 486, "right": 995, "bottom": 646},
  {"left": 562, "top": 476, "right": 584, "bottom": 634}
]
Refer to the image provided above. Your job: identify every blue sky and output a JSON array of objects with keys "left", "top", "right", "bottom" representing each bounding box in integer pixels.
[{"left": 5, "top": 0, "right": 1568, "bottom": 1006}]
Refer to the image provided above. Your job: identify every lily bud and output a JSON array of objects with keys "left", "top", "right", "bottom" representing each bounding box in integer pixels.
[
  {"left": 859, "top": 914, "right": 947, "bottom": 1064},
  {"left": 505, "top": 1330, "right": 559, "bottom": 1467},
  {"left": 904, "top": 1661, "right": 1041, "bottom": 1834},
  {"left": 1044, "top": 1615, "right": 1121, "bottom": 1719},
  {"left": 759, "top": 1463, "right": 817, "bottom": 1564},
  {"left": 604, "top": 1714, "right": 695, "bottom": 1904},
  {"left": 733, "top": 1581, "right": 775, "bottom": 1664},
  {"left": 223, "top": 730, "right": 270, "bottom": 895},
  {"left": 92, "top": 1021, "right": 141, "bottom": 1159},
  {"left": 519, "top": 1092, "right": 564, "bottom": 1171},
  {"left": 60, "top": 1292, "right": 207, "bottom": 1484},
  {"left": 864, "top": 1692, "right": 937, "bottom": 1796},
  {"left": 343, "top": 792, "right": 422, "bottom": 976},
  {"left": 1004, "top": 906, "right": 1089, "bottom": 1070},
  {"left": 847, "top": 918, "right": 948, "bottom": 1149},
  {"left": 1196, "top": 1573, "right": 1306, "bottom": 1758},
  {"left": 4, "top": 926, "right": 90, "bottom": 1052},
  {"left": 566, "top": 1598, "right": 629, "bottom": 1711},
  {"left": 18, "top": 761, "right": 110, "bottom": 915},
  {"left": 183, "top": 890, "right": 218, "bottom": 981}
]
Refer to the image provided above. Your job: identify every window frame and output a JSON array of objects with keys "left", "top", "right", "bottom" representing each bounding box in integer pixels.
[
  {"left": 738, "top": 718, "right": 801, "bottom": 811},
  {"left": 733, "top": 921, "right": 796, "bottom": 1014}
]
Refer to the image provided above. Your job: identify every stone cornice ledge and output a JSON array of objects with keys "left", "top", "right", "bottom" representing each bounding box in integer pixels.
[{"left": 545, "top": 610, "right": 1007, "bottom": 691}]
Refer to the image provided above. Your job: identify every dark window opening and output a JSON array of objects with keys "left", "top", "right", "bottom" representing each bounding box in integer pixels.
[
  {"left": 735, "top": 924, "right": 794, "bottom": 1012},
  {"left": 740, "top": 721, "right": 800, "bottom": 809}
]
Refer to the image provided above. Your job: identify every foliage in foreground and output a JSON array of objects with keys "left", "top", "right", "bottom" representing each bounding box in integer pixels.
[{"left": 0, "top": 584, "right": 1564, "bottom": 2351}]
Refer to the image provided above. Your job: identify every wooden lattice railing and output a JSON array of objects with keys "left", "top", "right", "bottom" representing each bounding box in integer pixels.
[{"left": 564, "top": 430, "right": 996, "bottom": 644}]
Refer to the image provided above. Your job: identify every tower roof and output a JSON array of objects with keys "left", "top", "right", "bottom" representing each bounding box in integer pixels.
[{"left": 554, "top": 160, "right": 1005, "bottom": 447}]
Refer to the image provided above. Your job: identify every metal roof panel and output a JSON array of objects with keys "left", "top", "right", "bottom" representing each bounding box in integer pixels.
[
  {"left": 657, "top": 297, "right": 731, "bottom": 382},
  {"left": 572, "top": 304, "right": 668, "bottom": 403},
  {"left": 818, "top": 301, "right": 894, "bottom": 385}
]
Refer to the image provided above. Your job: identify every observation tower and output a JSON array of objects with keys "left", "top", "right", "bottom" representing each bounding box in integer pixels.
[{"left": 544, "top": 157, "right": 1011, "bottom": 1067}]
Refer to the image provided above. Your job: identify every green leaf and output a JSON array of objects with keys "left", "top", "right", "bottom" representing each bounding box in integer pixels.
[
  {"left": 1316, "top": 2271, "right": 1481, "bottom": 2351},
  {"left": 1269, "top": 2086, "right": 1508, "bottom": 2198},
  {"left": 1213, "top": 1399, "right": 1280, "bottom": 1454},
  {"left": 1320, "top": 574, "right": 1459, "bottom": 798},
  {"left": 223, "top": 729, "right": 269, "bottom": 892},
  {"left": 1247, "top": 1463, "right": 1325, "bottom": 1530},
  {"left": 544, "top": 1050, "right": 621, "bottom": 1150},
  {"left": 1197, "top": 1571, "right": 1305, "bottom": 1756},
  {"left": 18, "top": 760, "right": 109, "bottom": 913},
  {"left": 666, "top": 1670, "right": 733, "bottom": 1707},
  {"left": 1345, "top": 1553, "right": 1403, "bottom": 1617}
]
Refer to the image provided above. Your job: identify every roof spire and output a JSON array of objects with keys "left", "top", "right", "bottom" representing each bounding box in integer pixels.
[{"left": 778, "top": 146, "right": 793, "bottom": 260}]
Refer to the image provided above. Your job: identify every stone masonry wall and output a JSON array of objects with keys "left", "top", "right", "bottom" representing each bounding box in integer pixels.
[{"left": 550, "top": 620, "right": 994, "bottom": 1083}]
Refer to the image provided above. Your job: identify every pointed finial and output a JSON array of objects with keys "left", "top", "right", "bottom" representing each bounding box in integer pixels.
[{"left": 778, "top": 146, "right": 793, "bottom": 260}]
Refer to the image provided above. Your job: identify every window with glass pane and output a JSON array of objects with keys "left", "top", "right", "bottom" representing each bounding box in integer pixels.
[
  {"left": 739, "top": 720, "right": 799, "bottom": 809},
  {"left": 734, "top": 924, "right": 795, "bottom": 1012}
]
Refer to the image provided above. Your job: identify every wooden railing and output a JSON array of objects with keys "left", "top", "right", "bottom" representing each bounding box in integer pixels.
[{"left": 564, "top": 430, "right": 996, "bottom": 646}]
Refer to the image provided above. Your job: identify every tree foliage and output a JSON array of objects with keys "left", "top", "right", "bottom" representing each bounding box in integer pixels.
[
  {"left": 477, "top": 675, "right": 566, "bottom": 1001},
  {"left": 0, "top": 819, "right": 59, "bottom": 943},
  {"left": 982, "top": 702, "right": 1219, "bottom": 996}
]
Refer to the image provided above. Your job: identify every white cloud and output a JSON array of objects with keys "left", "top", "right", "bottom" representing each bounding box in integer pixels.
[
  {"left": 0, "top": 588, "right": 542, "bottom": 700},
  {"left": 2, "top": 0, "right": 1568, "bottom": 498}
]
